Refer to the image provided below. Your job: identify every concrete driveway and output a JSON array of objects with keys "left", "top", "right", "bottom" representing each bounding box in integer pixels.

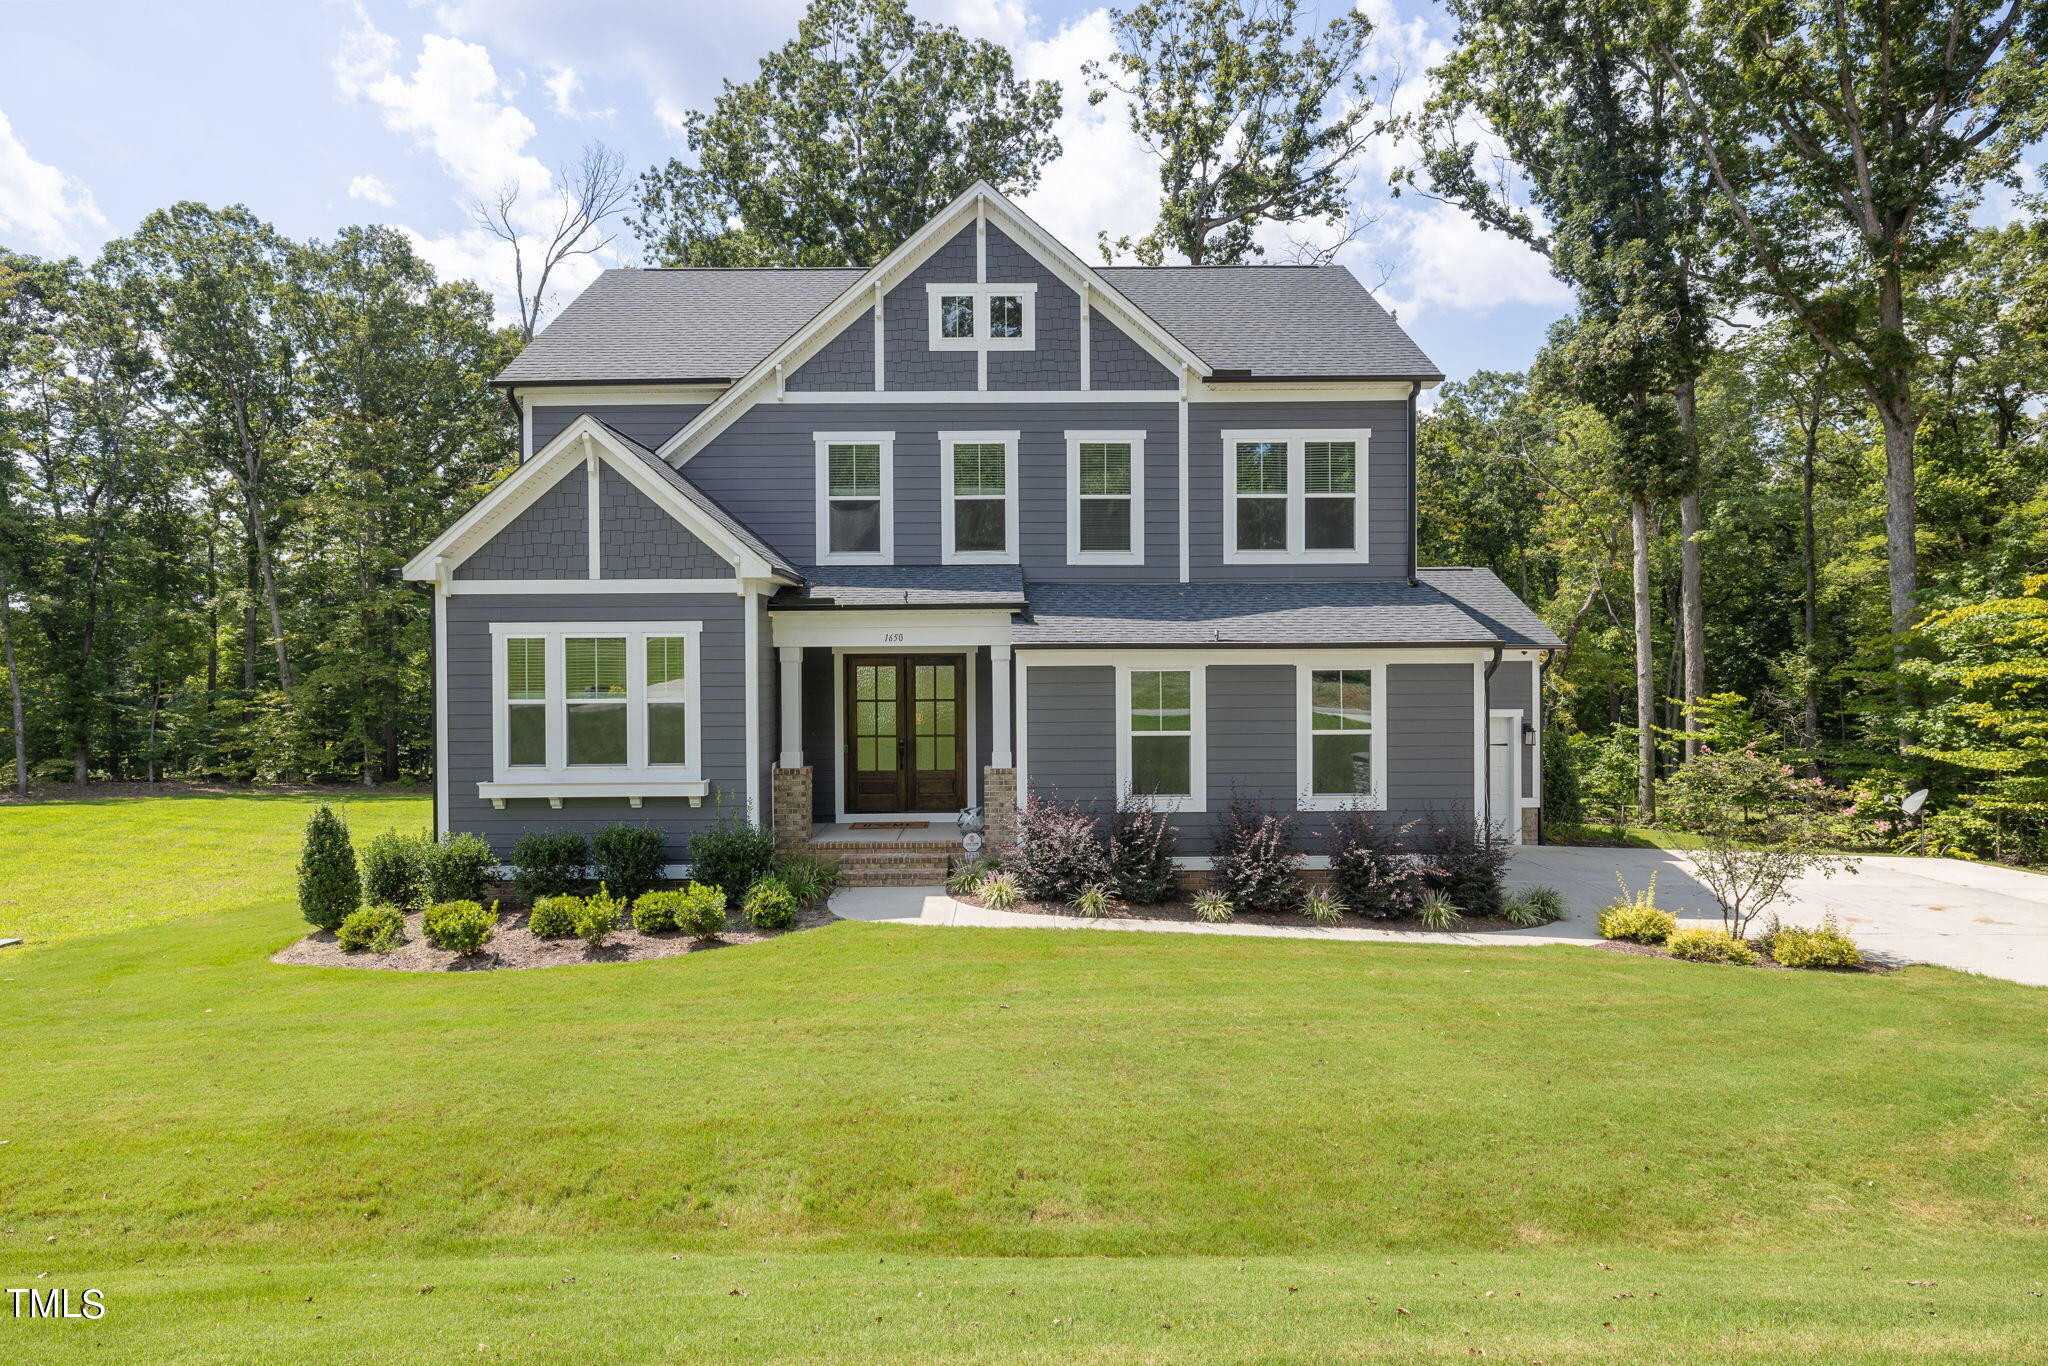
[{"left": 1507, "top": 847, "right": 2048, "bottom": 986}]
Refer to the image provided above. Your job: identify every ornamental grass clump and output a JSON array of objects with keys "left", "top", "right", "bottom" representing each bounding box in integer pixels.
[
  {"left": 1301, "top": 888, "right": 1346, "bottom": 926},
  {"left": 1416, "top": 892, "right": 1461, "bottom": 931},
  {"left": 1192, "top": 889, "right": 1234, "bottom": 923},
  {"left": 1666, "top": 925, "right": 1759, "bottom": 965},
  {"left": 1597, "top": 873, "right": 1676, "bottom": 944},
  {"left": 360, "top": 831, "right": 428, "bottom": 913},
  {"left": 947, "top": 857, "right": 1001, "bottom": 896},
  {"left": 1503, "top": 885, "right": 1570, "bottom": 928},
  {"left": 742, "top": 877, "right": 798, "bottom": 931},
  {"left": 423, "top": 899, "right": 497, "bottom": 955},
  {"left": 1071, "top": 882, "right": 1120, "bottom": 917},
  {"left": 976, "top": 871, "right": 1022, "bottom": 909},
  {"left": 335, "top": 905, "right": 405, "bottom": 954},
  {"left": 771, "top": 853, "right": 841, "bottom": 907},
  {"left": 1766, "top": 914, "right": 1864, "bottom": 969},
  {"left": 527, "top": 895, "right": 582, "bottom": 938},
  {"left": 297, "top": 804, "right": 361, "bottom": 931}
]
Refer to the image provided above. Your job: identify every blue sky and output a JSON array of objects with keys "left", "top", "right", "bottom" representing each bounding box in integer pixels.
[{"left": 1, "top": 0, "right": 1574, "bottom": 386}]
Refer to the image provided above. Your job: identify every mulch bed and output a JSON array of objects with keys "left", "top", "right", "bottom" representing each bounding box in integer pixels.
[
  {"left": 952, "top": 894, "right": 1522, "bottom": 935},
  {"left": 1594, "top": 939, "right": 1895, "bottom": 973},
  {"left": 273, "top": 902, "right": 838, "bottom": 972}
]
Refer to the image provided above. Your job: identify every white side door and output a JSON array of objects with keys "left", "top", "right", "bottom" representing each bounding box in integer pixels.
[{"left": 1487, "top": 712, "right": 1520, "bottom": 843}]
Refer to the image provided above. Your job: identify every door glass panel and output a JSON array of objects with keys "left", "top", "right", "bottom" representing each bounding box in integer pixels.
[
  {"left": 854, "top": 665, "right": 899, "bottom": 771},
  {"left": 909, "top": 664, "right": 959, "bottom": 775}
]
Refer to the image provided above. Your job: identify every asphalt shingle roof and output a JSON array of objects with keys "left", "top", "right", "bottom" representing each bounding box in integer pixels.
[
  {"left": 496, "top": 263, "right": 1439, "bottom": 386},
  {"left": 499, "top": 268, "right": 865, "bottom": 385},
  {"left": 594, "top": 420, "right": 800, "bottom": 579},
  {"left": 1100, "top": 265, "right": 1441, "bottom": 381},
  {"left": 1009, "top": 570, "right": 1559, "bottom": 649},
  {"left": 774, "top": 565, "right": 1028, "bottom": 609}
]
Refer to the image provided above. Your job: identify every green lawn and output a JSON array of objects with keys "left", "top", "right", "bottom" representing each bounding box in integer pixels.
[{"left": 2, "top": 794, "right": 2045, "bottom": 1362}]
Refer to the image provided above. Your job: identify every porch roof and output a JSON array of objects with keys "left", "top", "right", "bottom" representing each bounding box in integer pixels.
[
  {"left": 1009, "top": 569, "right": 1562, "bottom": 649},
  {"left": 773, "top": 564, "right": 1029, "bottom": 610}
]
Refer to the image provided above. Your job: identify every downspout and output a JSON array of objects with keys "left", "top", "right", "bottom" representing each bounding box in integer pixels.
[
  {"left": 1536, "top": 653, "right": 1549, "bottom": 847},
  {"left": 1407, "top": 380, "right": 1421, "bottom": 586},
  {"left": 1482, "top": 644, "right": 1503, "bottom": 840}
]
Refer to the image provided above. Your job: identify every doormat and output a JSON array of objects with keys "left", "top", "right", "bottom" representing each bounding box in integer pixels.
[{"left": 849, "top": 821, "right": 930, "bottom": 830}]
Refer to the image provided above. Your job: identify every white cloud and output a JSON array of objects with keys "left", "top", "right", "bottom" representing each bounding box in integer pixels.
[
  {"left": 543, "top": 65, "right": 613, "bottom": 122},
  {"left": 0, "top": 106, "right": 106, "bottom": 257},
  {"left": 347, "top": 173, "right": 396, "bottom": 207},
  {"left": 1375, "top": 200, "right": 1569, "bottom": 318}
]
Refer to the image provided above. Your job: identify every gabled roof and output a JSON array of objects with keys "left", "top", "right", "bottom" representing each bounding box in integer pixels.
[
  {"left": 492, "top": 184, "right": 1441, "bottom": 389},
  {"left": 593, "top": 421, "right": 799, "bottom": 579},
  {"left": 1102, "top": 266, "right": 1441, "bottom": 381},
  {"left": 1009, "top": 570, "right": 1559, "bottom": 648}
]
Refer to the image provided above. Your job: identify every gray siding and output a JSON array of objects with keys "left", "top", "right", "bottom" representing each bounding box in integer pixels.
[
  {"left": 1187, "top": 399, "right": 1412, "bottom": 581},
  {"left": 985, "top": 224, "right": 1079, "bottom": 391},
  {"left": 1022, "top": 656, "right": 1478, "bottom": 857},
  {"left": 1486, "top": 659, "right": 1539, "bottom": 800},
  {"left": 885, "top": 226, "right": 978, "bottom": 391},
  {"left": 789, "top": 317, "right": 875, "bottom": 392},
  {"left": 443, "top": 592, "right": 752, "bottom": 861},
  {"left": 456, "top": 469, "right": 586, "bottom": 580},
  {"left": 599, "top": 467, "right": 731, "bottom": 578},
  {"left": 531, "top": 403, "right": 705, "bottom": 455},
  {"left": 1091, "top": 311, "right": 1175, "bottom": 390},
  {"left": 683, "top": 401, "right": 1181, "bottom": 581}
]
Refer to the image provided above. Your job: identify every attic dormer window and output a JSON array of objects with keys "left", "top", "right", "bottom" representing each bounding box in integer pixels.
[{"left": 927, "top": 284, "right": 1035, "bottom": 351}]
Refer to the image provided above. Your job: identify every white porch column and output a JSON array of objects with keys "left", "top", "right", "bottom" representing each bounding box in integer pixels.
[
  {"left": 778, "top": 646, "right": 803, "bottom": 769},
  {"left": 990, "top": 643, "right": 1014, "bottom": 768}
]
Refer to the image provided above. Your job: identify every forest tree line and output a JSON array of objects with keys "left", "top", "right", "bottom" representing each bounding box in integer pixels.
[{"left": 1, "top": 0, "right": 2044, "bottom": 863}]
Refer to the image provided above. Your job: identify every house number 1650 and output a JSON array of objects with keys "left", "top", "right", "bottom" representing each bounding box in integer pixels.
[{"left": 882, "top": 633, "right": 905, "bottom": 642}]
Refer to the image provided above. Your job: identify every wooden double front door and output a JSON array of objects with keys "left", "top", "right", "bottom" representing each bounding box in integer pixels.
[{"left": 844, "top": 654, "right": 968, "bottom": 814}]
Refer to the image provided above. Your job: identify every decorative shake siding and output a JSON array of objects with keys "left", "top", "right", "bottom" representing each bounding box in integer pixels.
[
  {"left": 985, "top": 224, "right": 1079, "bottom": 391},
  {"left": 455, "top": 470, "right": 587, "bottom": 580},
  {"left": 598, "top": 468, "right": 731, "bottom": 578},
  {"left": 1089, "top": 310, "right": 1176, "bottom": 390},
  {"left": 787, "top": 318, "right": 874, "bottom": 392},
  {"left": 884, "top": 225, "right": 978, "bottom": 391}
]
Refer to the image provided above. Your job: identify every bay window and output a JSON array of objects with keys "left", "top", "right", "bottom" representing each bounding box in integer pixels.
[{"left": 1221, "top": 430, "right": 1371, "bottom": 564}]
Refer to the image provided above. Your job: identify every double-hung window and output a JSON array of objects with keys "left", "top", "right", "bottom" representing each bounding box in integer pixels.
[
  {"left": 1296, "top": 663, "right": 1385, "bottom": 809},
  {"left": 814, "top": 433, "right": 894, "bottom": 564},
  {"left": 1221, "top": 430, "right": 1371, "bottom": 564},
  {"left": 490, "top": 622, "right": 705, "bottom": 784},
  {"left": 1118, "top": 665, "right": 1205, "bottom": 810},
  {"left": 1065, "top": 430, "right": 1145, "bottom": 564},
  {"left": 941, "top": 431, "right": 1018, "bottom": 563},
  {"left": 926, "top": 284, "right": 1036, "bottom": 351}
]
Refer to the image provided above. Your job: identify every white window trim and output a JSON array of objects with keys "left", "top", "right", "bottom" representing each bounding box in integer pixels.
[
  {"left": 814, "top": 432, "right": 895, "bottom": 566},
  {"left": 1295, "top": 661, "right": 1389, "bottom": 811},
  {"left": 1065, "top": 429, "right": 1146, "bottom": 566},
  {"left": 1113, "top": 661, "right": 1207, "bottom": 814},
  {"left": 1220, "top": 429, "right": 1372, "bottom": 566},
  {"left": 939, "top": 429, "right": 1020, "bottom": 565},
  {"left": 488, "top": 621, "right": 705, "bottom": 784},
  {"left": 926, "top": 283, "right": 1038, "bottom": 352}
]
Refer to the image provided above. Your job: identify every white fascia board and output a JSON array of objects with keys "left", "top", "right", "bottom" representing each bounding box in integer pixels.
[
  {"left": 1013, "top": 646, "right": 1493, "bottom": 667},
  {"left": 514, "top": 383, "right": 730, "bottom": 406}
]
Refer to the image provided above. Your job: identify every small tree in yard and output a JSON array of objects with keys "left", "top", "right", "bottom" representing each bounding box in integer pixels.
[
  {"left": 1657, "top": 743, "right": 1856, "bottom": 939},
  {"left": 298, "top": 804, "right": 361, "bottom": 930}
]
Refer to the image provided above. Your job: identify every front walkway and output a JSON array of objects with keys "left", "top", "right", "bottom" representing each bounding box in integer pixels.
[{"left": 828, "top": 849, "right": 2048, "bottom": 986}]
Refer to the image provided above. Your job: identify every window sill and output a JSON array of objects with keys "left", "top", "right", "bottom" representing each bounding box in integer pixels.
[
  {"left": 477, "top": 778, "right": 710, "bottom": 810},
  {"left": 815, "top": 552, "right": 893, "bottom": 566},
  {"left": 942, "top": 551, "right": 1020, "bottom": 566}
]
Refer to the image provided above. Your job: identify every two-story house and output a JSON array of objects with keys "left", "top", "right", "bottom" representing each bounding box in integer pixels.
[{"left": 403, "top": 184, "right": 1560, "bottom": 879}]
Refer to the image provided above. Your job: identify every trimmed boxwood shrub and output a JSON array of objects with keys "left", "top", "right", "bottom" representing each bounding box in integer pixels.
[
  {"left": 1667, "top": 925, "right": 1759, "bottom": 965},
  {"left": 1011, "top": 795, "right": 1110, "bottom": 903},
  {"left": 742, "top": 876, "right": 798, "bottom": 930},
  {"left": 686, "top": 818, "right": 777, "bottom": 903},
  {"left": 527, "top": 894, "right": 582, "bottom": 939},
  {"left": 361, "top": 831, "right": 428, "bottom": 913},
  {"left": 1210, "top": 796, "right": 1305, "bottom": 914},
  {"left": 592, "top": 824, "right": 667, "bottom": 901},
  {"left": 298, "top": 805, "right": 362, "bottom": 931},
  {"left": 423, "top": 900, "right": 497, "bottom": 955},
  {"left": 671, "top": 882, "right": 729, "bottom": 939},
  {"left": 423, "top": 832, "right": 495, "bottom": 904},
  {"left": 511, "top": 829, "right": 587, "bottom": 900},
  {"left": 573, "top": 886, "right": 623, "bottom": 949},
  {"left": 631, "top": 889, "right": 686, "bottom": 933},
  {"left": 336, "top": 905, "right": 405, "bottom": 953}
]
